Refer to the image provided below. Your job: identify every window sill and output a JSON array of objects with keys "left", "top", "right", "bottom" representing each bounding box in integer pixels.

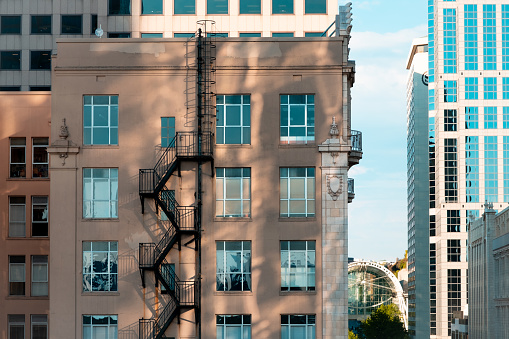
[
  {"left": 81, "top": 218, "right": 119, "bottom": 222},
  {"left": 215, "top": 144, "right": 252, "bottom": 148},
  {"left": 278, "top": 217, "right": 317, "bottom": 222},
  {"left": 7, "top": 177, "right": 49, "bottom": 181},
  {"left": 279, "top": 143, "right": 316, "bottom": 148},
  {"left": 6, "top": 237, "right": 49, "bottom": 240},
  {"left": 82, "top": 145, "right": 119, "bottom": 149},
  {"left": 82, "top": 292, "right": 120, "bottom": 296},
  {"left": 214, "top": 291, "right": 253, "bottom": 296},
  {"left": 214, "top": 217, "right": 252, "bottom": 222},
  {"left": 280, "top": 290, "right": 317, "bottom": 296},
  {"left": 6, "top": 296, "right": 49, "bottom": 300}
]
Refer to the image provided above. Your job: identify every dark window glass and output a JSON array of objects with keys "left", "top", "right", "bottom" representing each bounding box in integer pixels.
[
  {"left": 305, "top": 0, "right": 326, "bottom": 14},
  {"left": 240, "top": 0, "right": 261, "bottom": 14},
  {"left": 1, "top": 16, "right": 21, "bottom": 34},
  {"left": 272, "top": 32, "right": 294, "bottom": 37},
  {"left": 31, "top": 16, "right": 51, "bottom": 34},
  {"left": 273, "top": 0, "right": 293, "bottom": 14},
  {"left": 0, "top": 86, "right": 20, "bottom": 91},
  {"left": 208, "top": 0, "right": 228, "bottom": 14},
  {"left": 30, "top": 86, "right": 50, "bottom": 91},
  {"left": 30, "top": 51, "right": 51, "bottom": 70},
  {"left": 141, "top": 33, "right": 163, "bottom": 38},
  {"left": 108, "top": 32, "right": 131, "bottom": 38},
  {"left": 174, "top": 0, "right": 195, "bottom": 14},
  {"left": 305, "top": 32, "right": 323, "bottom": 37},
  {"left": 207, "top": 32, "right": 228, "bottom": 37},
  {"left": 142, "top": 0, "right": 163, "bottom": 14},
  {"left": 174, "top": 33, "right": 195, "bottom": 38},
  {"left": 109, "top": 0, "right": 131, "bottom": 15},
  {"left": 91, "top": 15, "right": 98, "bottom": 34},
  {"left": 239, "top": 33, "right": 261, "bottom": 37},
  {"left": 61, "top": 15, "right": 82, "bottom": 34},
  {"left": 1, "top": 51, "right": 21, "bottom": 70}
]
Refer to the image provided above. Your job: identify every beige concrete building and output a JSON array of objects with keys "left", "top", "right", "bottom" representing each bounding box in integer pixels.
[
  {"left": 47, "top": 14, "right": 360, "bottom": 339},
  {"left": 0, "top": 92, "right": 51, "bottom": 339},
  {"left": 0, "top": 0, "right": 338, "bottom": 91}
]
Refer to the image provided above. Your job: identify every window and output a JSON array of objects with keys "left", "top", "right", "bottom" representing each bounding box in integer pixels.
[
  {"left": 447, "top": 240, "right": 461, "bottom": 262},
  {"left": 91, "top": 15, "right": 98, "bottom": 34},
  {"left": 216, "top": 168, "right": 250, "bottom": 217},
  {"left": 430, "top": 215, "right": 436, "bottom": 236},
  {"left": 142, "top": 0, "right": 163, "bottom": 14},
  {"left": 31, "top": 315, "right": 48, "bottom": 339},
  {"left": 485, "top": 136, "right": 498, "bottom": 202},
  {"left": 444, "top": 80, "right": 457, "bottom": 102},
  {"left": 160, "top": 263, "right": 175, "bottom": 294},
  {"left": 0, "top": 86, "right": 20, "bottom": 91},
  {"left": 31, "top": 16, "right": 51, "bottom": 34},
  {"left": 504, "top": 78, "right": 509, "bottom": 99},
  {"left": 503, "top": 5, "right": 509, "bottom": 70},
  {"left": 32, "top": 197, "right": 48, "bottom": 237},
  {"left": 108, "top": 32, "right": 131, "bottom": 38},
  {"left": 504, "top": 107, "right": 509, "bottom": 128},
  {"left": 30, "top": 51, "right": 51, "bottom": 70},
  {"left": 9, "top": 197, "right": 26, "bottom": 237},
  {"left": 239, "top": 33, "right": 261, "bottom": 37},
  {"left": 174, "top": 0, "right": 195, "bottom": 14},
  {"left": 305, "top": 0, "right": 326, "bottom": 14},
  {"left": 32, "top": 256, "right": 48, "bottom": 296},
  {"left": 84, "top": 95, "right": 119, "bottom": 145},
  {"left": 305, "top": 32, "right": 323, "bottom": 37},
  {"left": 273, "top": 0, "right": 293, "bottom": 14},
  {"left": 281, "top": 241, "right": 315, "bottom": 291},
  {"left": 161, "top": 117, "right": 175, "bottom": 147},
  {"left": 141, "top": 33, "right": 163, "bottom": 38},
  {"left": 8, "top": 315, "right": 24, "bottom": 339},
  {"left": 33, "top": 137, "right": 49, "bottom": 178},
  {"left": 10, "top": 137, "right": 26, "bottom": 177},
  {"left": 281, "top": 315, "right": 316, "bottom": 339},
  {"left": 447, "top": 269, "right": 461, "bottom": 334},
  {"left": 272, "top": 32, "right": 294, "bottom": 37},
  {"left": 216, "top": 241, "right": 251, "bottom": 291},
  {"left": 208, "top": 32, "right": 228, "bottom": 38},
  {"left": 174, "top": 33, "right": 195, "bottom": 38},
  {"left": 83, "top": 168, "right": 119, "bottom": 218},
  {"left": 83, "top": 241, "right": 118, "bottom": 292},
  {"left": 484, "top": 106, "right": 497, "bottom": 129},
  {"left": 83, "top": 315, "right": 118, "bottom": 339},
  {"left": 1, "top": 51, "right": 21, "bottom": 70},
  {"left": 217, "top": 315, "right": 251, "bottom": 339},
  {"left": 240, "top": 0, "right": 261, "bottom": 14},
  {"left": 1, "top": 16, "right": 21, "bottom": 34},
  {"left": 109, "top": 0, "right": 131, "bottom": 14},
  {"left": 280, "top": 95, "right": 314, "bottom": 144},
  {"left": 464, "top": 4, "right": 478, "bottom": 70},
  {"left": 484, "top": 4, "right": 497, "bottom": 70},
  {"left": 443, "top": 9, "right": 457, "bottom": 74},
  {"left": 444, "top": 109, "right": 457, "bottom": 131},
  {"left": 447, "top": 210, "right": 460, "bottom": 232},
  {"left": 61, "top": 15, "right": 82, "bottom": 34},
  {"left": 208, "top": 0, "right": 228, "bottom": 14},
  {"left": 465, "top": 77, "right": 478, "bottom": 99},
  {"left": 465, "top": 107, "right": 478, "bottom": 129},
  {"left": 465, "top": 136, "right": 479, "bottom": 203},
  {"left": 504, "top": 137, "right": 509, "bottom": 202},
  {"left": 280, "top": 168, "right": 315, "bottom": 217},
  {"left": 9, "top": 256, "right": 25, "bottom": 295},
  {"left": 444, "top": 139, "right": 457, "bottom": 202},
  {"left": 30, "top": 86, "right": 50, "bottom": 91},
  {"left": 484, "top": 77, "right": 497, "bottom": 99},
  {"left": 216, "top": 95, "right": 250, "bottom": 144}
]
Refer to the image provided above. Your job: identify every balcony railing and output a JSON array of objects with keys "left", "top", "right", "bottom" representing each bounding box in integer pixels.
[{"left": 350, "top": 130, "right": 362, "bottom": 152}]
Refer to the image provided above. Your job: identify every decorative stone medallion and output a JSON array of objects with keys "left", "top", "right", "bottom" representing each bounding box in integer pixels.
[{"left": 327, "top": 175, "right": 343, "bottom": 201}]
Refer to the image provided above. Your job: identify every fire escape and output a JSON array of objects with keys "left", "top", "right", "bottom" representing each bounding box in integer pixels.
[{"left": 138, "top": 22, "right": 216, "bottom": 339}]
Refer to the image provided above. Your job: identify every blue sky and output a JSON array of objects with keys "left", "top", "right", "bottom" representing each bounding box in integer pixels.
[{"left": 346, "top": 0, "right": 427, "bottom": 261}]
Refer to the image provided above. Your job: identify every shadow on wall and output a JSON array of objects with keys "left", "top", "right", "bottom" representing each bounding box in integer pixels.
[{"left": 119, "top": 320, "right": 138, "bottom": 339}]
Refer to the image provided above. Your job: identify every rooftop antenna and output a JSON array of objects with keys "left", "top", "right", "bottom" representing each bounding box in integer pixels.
[{"left": 95, "top": 24, "right": 103, "bottom": 38}]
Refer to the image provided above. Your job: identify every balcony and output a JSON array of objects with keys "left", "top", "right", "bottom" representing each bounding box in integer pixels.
[
  {"left": 349, "top": 130, "right": 363, "bottom": 167},
  {"left": 348, "top": 178, "right": 355, "bottom": 203}
]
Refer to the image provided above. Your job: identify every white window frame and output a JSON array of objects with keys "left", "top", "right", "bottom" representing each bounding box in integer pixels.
[
  {"left": 9, "top": 196, "right": 26, "bottom": 237},
  {"left": 216, "top": 241, "right": 251, "bottom": 292},
  {"left": 83, "top": 241, "right": 118, "bottom": 292},
  {"left": 32, "top": 196, "right": 48, "bottom": 237},
  {"left": 9, "top": 256, "right": 25, "bottom": 296},
  {"left": 216, "top": 168, "right": 251, "bottom": 217},
  {"left": 216, "top": 95, "right": 251, "bottom": 145},
  {"left": 31, "top": 315, "right": 48, "bottom": 339},
  {"left": 83, "top": 95, "right": 119, "bottom": 145},
  {"left": 216, "top": 315, "right": 251, "bottom": 339},
  {"left": 280, "top": 241, "right": 315, "bottom": 291},
  {"left": 32, "top": 137, "right": 49, "bottom": 178},
  {"left": 83, "top": 168, "right": 118, "bottom": 219},
  {"left": 281, "top": 314, "right": 316, "bottom": 339},
  {"left": 280, "top": 168, "right": 315, "bottom": 218},
  {"left": 10, "top": 137, "right": 26, "bottom": 178},
  {"left": 82, "top": 315, "right": 118, "bottom": 339},
  {"left": 280, "top": 94, "right": 315, "bottom": 144},
  {"left": 31, "top": 256, "right": 48, "bottom": 297}
]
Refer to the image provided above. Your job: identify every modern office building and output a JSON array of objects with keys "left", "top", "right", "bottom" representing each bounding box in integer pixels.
[
  {"left": 406, "top": 36, "right": 430, "bottom": 339},
  {"left": 408, "top": 1, "right": 509, "bottom": 338},
  {"left": 0, "top": 0, "right": 338, "bottom": 91},
  {"left": 46, "top": 13, "right": 361, "bottom": 339},
  {"left": 0, "top": 92, "right": 51, "bottom": 339}
]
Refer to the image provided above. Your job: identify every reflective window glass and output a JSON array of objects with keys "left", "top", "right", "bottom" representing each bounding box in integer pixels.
[
  {"left": 31, "top": 16, "right": 51, "bottom": 34},
  {"left": 273, "top": 0, "right": 293, "bottom": 14},
  {"left": 61, "top": 15, "right": 82, "bottom": 34},
  {"left": 240, "top": 0, "right": 261, "bottom": 14},
  {"left": 1, "top": 16, "right": 21, "bottom": 34},
  {"left": 142, "top": 0, "right": 163, "bottom": 14},
  {"left": 174, "top": 0, "right": 195, "bottom": 14},
  {"left": 208, "top": 0, "right": 228, "bottom": 14}
]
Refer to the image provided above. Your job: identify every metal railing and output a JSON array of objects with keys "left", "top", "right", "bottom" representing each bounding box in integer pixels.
[{"left": 350, "top": 130, "right": 362, "bottom": 152}]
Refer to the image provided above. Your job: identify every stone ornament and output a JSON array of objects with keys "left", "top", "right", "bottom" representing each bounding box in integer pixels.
[
  {"left": 327, "top": 175, "right": 343, "bottom": 201},
  {"left": 59, "top": 118, "right": 69, "bottom": 140},
  {"left": 329, "top": 116, "right": 339, "bottom": 138}
]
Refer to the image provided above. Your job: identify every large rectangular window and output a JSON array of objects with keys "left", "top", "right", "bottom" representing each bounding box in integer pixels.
[
  {"left": 10, "top": 137, "right": 25, "bottom": 178},
  {"left": 504, "top": 136, "right": 509, "bottom": 202},
  {"left": 485, "top": 136, "right": 498, "bottom": 202},
  {"left": 161, "top": 117, "right": 175, "bottom": 147},
  {"left": 305, "top": 0, "right": 326, "bottom": 14},
  {"left": 32, "top": 196, "right": 48, "bottom": 237},
  {"left": 443, "top": 9, "right": 457, "bottom": 73},
  {"left": 61, "top": 15, "right": 82, "bottom": 34},
  {"left": 483, "top": 4, "right": 497, "bottom": 70},
  {"left": 447, "top": 240, "right": 461, "bottom": 262},
  {"left": 208, "top": 0, "right": 228, "bottom": 14},
  {"left": 504, "top": 107, "right": 509, "bottom": 128},
  {"left": 447, "top": 210, "right": 460, "bottom": 232},
  {"left": 142, "top": 0, "right": 163, "bottom": 14},
  {"left": 216, "top": 95, "right": 250, "bottom": 144},
  {"left": 465, "top": 107, "right": 478, "bottom": 129},
  {"left": 83, "top": 315, "right": 118, "bottom": 339},
  {"left": 484, "top": 106, "right": 497, "bottom": 129},
  {"left": 280, "top": 168, "right": 315, "bottom": 217},
  {"left": 503, "top": 78, "right": 509, "bottom": 99},
  {"left": 31, "top": 315, "right": 48, "bottom": 339},
  {"left": 83, "top": 168, "right": 119, "bottom": 218},
  {"left": 273, "top": 32, "right": 294, "bottom": 37},
  {"left": 465, "top": 77, "right": 478, "bottom": 99},
  {"left": 281, "top": 241, "right": 315, "bottom": 291},
  {"left": 216, "top": 241, "right": 251, "bottom": 291},
  {"left": 30, "top": 51, "right": 51, "bottom": 70},
  {"left": 444, "top": 139, "right": 458, "bottom": 202},
  {"left": 216, "top": 315, "right": 251, "bottom": 339},
  {"left": 447, "top": 269, "right": 461, "bottom": 334},
  {"left": 9, "top": 256, "right": 25, "bottom": 295},
  {"left": 1, "top": 16, "right": 21, "bottom": 34},
  {"left": 8, "top": 315, "right": 24, "bottom": 339},
  {"left": 465, "top": 136, "right": 479, "bottom": 203},
  {"left": 444, "top": 80, "right": 457, "bottom": 102},
  {"left": 108, "top": 32, "right": 130, "bottom": 38},
  {"left": 83, "top": 241, "right": 118, "bottom": 292},
  {"left": 240, "top": 0, "right": 260, "bottom": 14},
  {"left": 174, "top": 0, "right": 195, "bottom": 14},
  {"left": 9, "top": 197, "right": 26, "bottom": 237},
  {"left": 33, "top": 137, "right": 49, "bottom": 178},
  {"left": 464, "top": 4, "right": 478, "bottom": 70},
  {"left": 484, "top": 77, "right": 497, "bottom": 99},
  {"left": 273, "top": 0, "right": 293, "bottom": 14},
  {"left": 109, "top": 0, "right": 131, "bottom": 14},
  {"left": 31, "top": 16, "right": 51, "bottom": 34},
  {"left": 280, "top": 95, "right": 314, "bottom": 144},
  {"left": 281, "top": 315, "right": 316, "bottom": 339},
  {"left": 444, "top": 109, "right": 457, "bottom": 131},
  {"left": 503, "top": 5, "right": 509, "bottom": 70},
  {"left": 32, "top": 256, "right": 48, "bottom": 296},
  {"left": 216, "top": 168, "right": 250, "bottom": 217},
  {"left": 84, "top": 95, "right": 119, "bottom": 145},
  {"left": 1, "top": 51, "right": 21, "bottom": 70},
  {"left": 429, "top": 116, "right": 436, "bottom": 208},
  {"left": 239, "top": 33, "right": 261, "bottom": 37}
]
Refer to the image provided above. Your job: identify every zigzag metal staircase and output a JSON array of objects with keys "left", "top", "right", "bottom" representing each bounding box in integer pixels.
[{"left": 138, "top": 23, "right": 216, "bottom": 339}]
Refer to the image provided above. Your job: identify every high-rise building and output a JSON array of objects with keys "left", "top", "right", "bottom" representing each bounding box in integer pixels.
[
  {"left": 409, "top": 1, "right": 509, "bottom": 338},
  {"left": 46, "top": 15, "right": 361, "bottom": 339},
  {"left": 0, "top": 0, "right": 337, "bottom": 91}
]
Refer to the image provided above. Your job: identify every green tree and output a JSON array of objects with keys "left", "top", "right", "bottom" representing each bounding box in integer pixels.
[
  {"left": 349, "top": 330, "right": 360, "bottom": 339},
  {"left": 358, "top": 304, "right": 409, "bottom": 339}
]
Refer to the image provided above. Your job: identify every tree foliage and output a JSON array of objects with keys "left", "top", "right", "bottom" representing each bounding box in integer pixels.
[
  {"left": 349, "top": 330, "right": 360, "bottom": 339},
  {"left": 358, "top": 304, "right": 409, "bottom": 339}
]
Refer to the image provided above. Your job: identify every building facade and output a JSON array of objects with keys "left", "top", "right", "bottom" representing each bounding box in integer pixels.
[
  {"left": 0, "top": 92, "right": 51, "bottom": 339},
  {"left": 47, "top": 19, "right": 361, "bottom": 339},
  {"left": 0, "top": 0, "right": 337, "bottom": 91}
]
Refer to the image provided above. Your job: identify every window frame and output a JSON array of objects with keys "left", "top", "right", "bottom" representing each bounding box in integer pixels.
[
  {"left": 1, "top": 15, "right": 21, "bottom": 34},
  {"left": 1, "top": 50, "right": 21, "bottom": 70},
  {"left": 161, "top": 117, "right": 175, "bottom": 148},
  {"left": 281, "top": 314, "right": 316, "bottom": 339},
  {"left": 83, "top": 168, "right": 119, "bottom": 219},
  {"left": 280, "top": 241, "right": 316, "bottom": 292},
  {"left": 31, "top": 15, "right": 51, "bottom": 34},
  {"left": 32, "top": 196, "right": 48, "bottom": 237},
  {"left": 216, "top": 95, "right": 251, "bottom": 145},
  {"left": 207, "top": 0, "right": 229, "bottom": 14},
  {"left": 174, "top": 0, "right": 196, "bottom": 14},
  {"left": 239, "top": 0, "right": 261, "bottom": 14},
  {"left": 280, "top": 94, "right": 315, "bottom": 144},
  {"left": 280, "top": 167, "right": 315, "bottom": 218},
  {"left": 9, "top": 256, "right": 25, "bottom": 296},
  {"left": 304, "top": 0, "right": 326, "bottom": 14},
  {"left": 216, "top": 315, "right": 251, "bottom": 339},
  {"left": 141, "top": 0, "right": 163, "bottom": 14},
  {"left": 216, "top": 168, "right": 251, "bottom": 218},
  {"left": 83, "top": 95, "right": 119, "bottom": 145},
  {"left": 484, "top": 77, "right": 497, "bottom": 100},
  {"left": 109, "top": 0, "right": 131, "bottom": 15},
  {"left": 30, "top": 51, "right": 51, "bottom": 70},
  {"left": 9, "top": 196, "right": 26, "bottom": 238},
  {"left": 447, "top": 239, "right": 461, "bottom": 262},
  {"left": 82, "top": 315, "right": 118, "bottom": 339},
  {"left": 32, "top": 137, "right": 49, "bottom": 178},
  {"left": 83, "top": 241, "right": 118, "bottom": 292},
  {"left": 8, "top": 315, "right": 25, "bottom": 339},
  {"left": 31, "top": 255, "right": 48, "bottom": 297},
  {"left": 216, "top": 241, "right": 251, "bottom": 292},
  {"left": 272, "top": 0, "right": 294, "bottom": 14},
  {"left": 10, "top": 137, "right": 26, "bottom": 178},
  {"left": 61, "top": 15, "right": 83, "bottom": 35},
  {"left": 31, "top": 315, "right": 48, "bottom": 339}
]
